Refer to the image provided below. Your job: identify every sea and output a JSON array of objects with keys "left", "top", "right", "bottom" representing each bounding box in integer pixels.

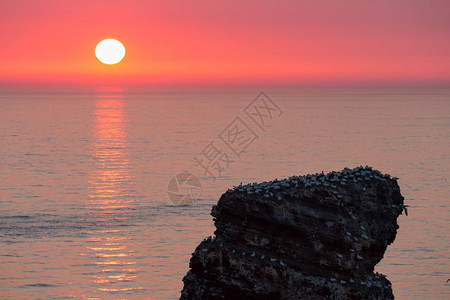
[{"left": 0, "top": 87, "right": 449, "bottom": 299}]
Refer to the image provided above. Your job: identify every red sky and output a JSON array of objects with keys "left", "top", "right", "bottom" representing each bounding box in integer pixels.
[{"left": 1, "top": 0, "right": 449, "bottom": 87}]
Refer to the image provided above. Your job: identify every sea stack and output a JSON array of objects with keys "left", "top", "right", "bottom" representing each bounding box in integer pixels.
[{"left": 180, "top": 166, "right": 405, "bottom": 299}]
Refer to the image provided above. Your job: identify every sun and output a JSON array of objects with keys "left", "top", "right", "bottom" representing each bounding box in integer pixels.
[{"left": 95, "top": 39, "right": 126, "bottom": 65}]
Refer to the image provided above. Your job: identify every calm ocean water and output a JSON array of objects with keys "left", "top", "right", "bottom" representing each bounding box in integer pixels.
[{"left": 0, "top": 88, "right": 449, "bottom": 299}]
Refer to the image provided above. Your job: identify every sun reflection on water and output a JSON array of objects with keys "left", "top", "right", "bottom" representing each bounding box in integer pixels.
[{"left": 85, "top": 94, "right": 143, "bottom": 295}]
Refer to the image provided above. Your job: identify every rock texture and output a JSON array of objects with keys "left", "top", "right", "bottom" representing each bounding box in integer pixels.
[{"left": 181, "top": 166, "right": 405, "bottom": 300}]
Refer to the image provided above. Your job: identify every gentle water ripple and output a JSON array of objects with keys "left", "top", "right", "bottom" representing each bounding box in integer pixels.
[{"left": 0, "top": 89, "right": 449, "bottom": 299}]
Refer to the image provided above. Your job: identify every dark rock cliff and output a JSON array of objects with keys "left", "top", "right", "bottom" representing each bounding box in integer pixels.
[{"left": 181, "top": 166, "right": 405, "bottom": 299}]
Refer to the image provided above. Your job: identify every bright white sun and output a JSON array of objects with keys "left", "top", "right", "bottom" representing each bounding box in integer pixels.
[{"left": 95, "top": 39, "right": 126, "bottom": 65}]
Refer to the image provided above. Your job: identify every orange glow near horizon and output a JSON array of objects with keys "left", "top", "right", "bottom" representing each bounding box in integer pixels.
[{"left": 1, "top": 0, "right": 449, "bottom": 87}]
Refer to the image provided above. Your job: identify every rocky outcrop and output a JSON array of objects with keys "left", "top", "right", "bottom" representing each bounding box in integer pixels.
[{"left": 181, "top": 166, "right": 405, "bottom": 300}]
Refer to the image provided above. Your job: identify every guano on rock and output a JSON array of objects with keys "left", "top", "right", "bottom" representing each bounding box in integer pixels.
[{"left": 181, "top": 166, "right": 405, "bottom": 300}]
